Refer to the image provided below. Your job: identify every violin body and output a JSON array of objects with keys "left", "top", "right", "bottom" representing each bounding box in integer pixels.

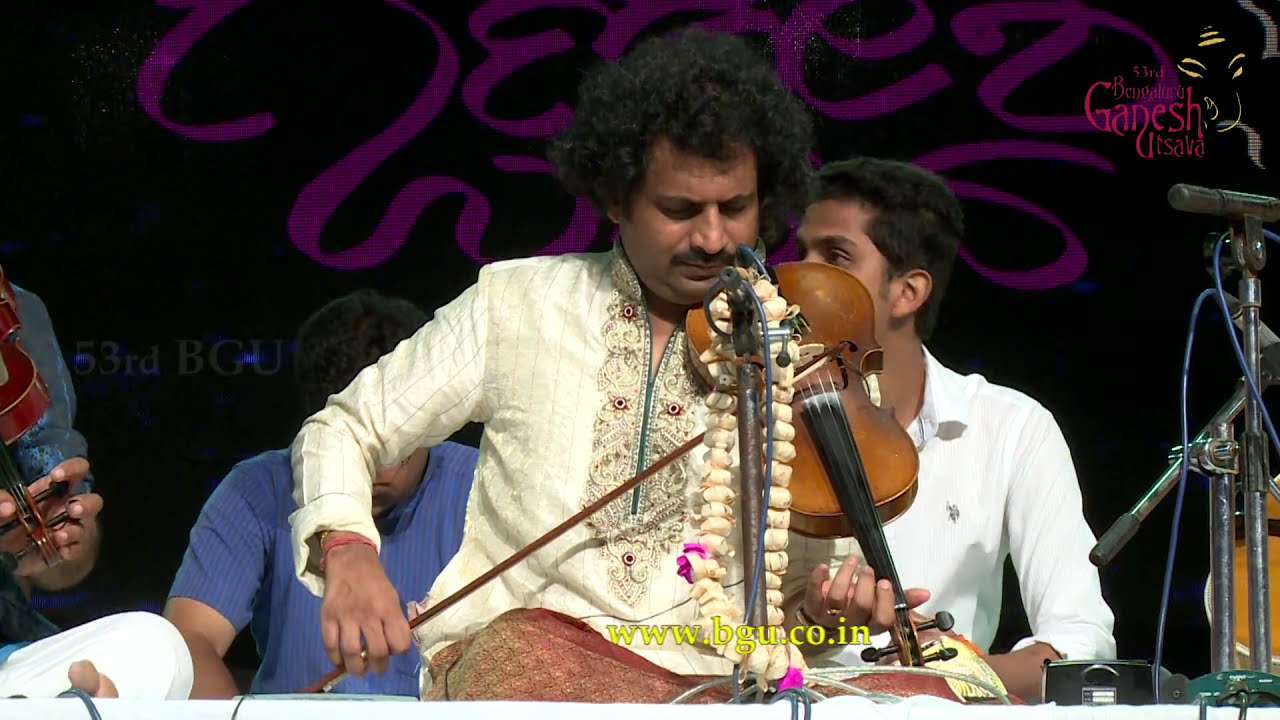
[
  {"left": 685, "top": 261, "right": 920, "bottom": 539},
  {"left": 0, "top": 342, "right": 51, "bottom": 445},
  {"left": 0, "top": 267, "right": 21, "bottom": 343},
  {"left": 1203, "top": 492, "right": 1280, "bottom": 667}
]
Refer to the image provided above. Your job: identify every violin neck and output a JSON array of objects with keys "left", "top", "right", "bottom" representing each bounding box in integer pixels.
[{"left": 797, "top": 392, "right": 909, "bottom": 606}]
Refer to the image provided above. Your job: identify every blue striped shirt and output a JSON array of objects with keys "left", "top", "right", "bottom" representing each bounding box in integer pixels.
[{"left": 168, "top": 442, "right": 477, "bottom": 696}]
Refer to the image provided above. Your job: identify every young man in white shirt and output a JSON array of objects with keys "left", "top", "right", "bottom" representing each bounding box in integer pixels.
[{"left": 784, "top": 156, "right": 1116, "bottom": 701}]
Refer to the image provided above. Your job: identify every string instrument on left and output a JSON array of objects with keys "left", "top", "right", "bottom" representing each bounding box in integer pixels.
[{"left": 0, "top": 265, "right": 67, "bottom": 574}]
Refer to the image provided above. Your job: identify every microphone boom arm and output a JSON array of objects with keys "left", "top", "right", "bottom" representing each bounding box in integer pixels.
[{"left": 1089, "top": 378, "right": 1280, "bottom": 567}]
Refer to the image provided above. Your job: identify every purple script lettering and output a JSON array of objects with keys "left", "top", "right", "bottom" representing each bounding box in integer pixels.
[
  {"left": 915, "top": 140, "right": 1113, "bottom": 290},
  {"left": 288, "top": 2, "right": 459, "bottom": 269},
  {"left": 461, "top": 1, "right": 595, "bottom": 138},
  {"left": 136, "top": 0, "right": 271, "bottom": 142},
  {"left": 457, "top": 156, "right": 601, "bottom": 265},
  {"left": 136, "top": 1, "right": 1158, "bottom": 287},
  {"left": 773, "top": 0, "right": 951, "bottom": 120},
  {"left": 605, "top": 1, "right": 781, "bottom": 59},
  {"left": 953, "top": 0, "right": 1178, "bottom": 133},
  {"left": 462, "top": 0, "right": 785, "bottom": 137}
]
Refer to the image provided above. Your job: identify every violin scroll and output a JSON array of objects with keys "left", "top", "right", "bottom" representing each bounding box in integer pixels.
[{"left": 861, "top": 610, "right": 959, "bottom": 665}]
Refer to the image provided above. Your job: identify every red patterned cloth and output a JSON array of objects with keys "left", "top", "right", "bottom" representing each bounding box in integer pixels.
[
  {"left": 423, "top": 608, "right": 1022, "bottom": 704},
  {"left": 424, "top": 608, "right": 732, "bottom": 702}
]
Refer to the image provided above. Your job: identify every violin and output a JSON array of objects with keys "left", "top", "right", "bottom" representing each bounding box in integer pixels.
[
  {"left": 686, "top": 261, "right": 919, "bottom": 538},
  {"left": 0, "top": 267, "right": 64, "bottom": 573},
  {"left": 686, "top": 260, "right": 1005, "bottom": 697}
]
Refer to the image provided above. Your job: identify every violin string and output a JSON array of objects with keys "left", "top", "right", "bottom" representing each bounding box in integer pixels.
[{"left": 803, "top": 352, "right": 917, "bottom": 657}]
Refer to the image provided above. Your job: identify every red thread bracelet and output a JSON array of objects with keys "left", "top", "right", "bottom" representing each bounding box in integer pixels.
[{"left": 320, "top": 535, "right": 377, "bottom": 572}]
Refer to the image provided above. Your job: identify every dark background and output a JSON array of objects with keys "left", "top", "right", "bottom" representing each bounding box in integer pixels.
[{"left": 3, "top": 0, "right": 1278, "bottom": 685}]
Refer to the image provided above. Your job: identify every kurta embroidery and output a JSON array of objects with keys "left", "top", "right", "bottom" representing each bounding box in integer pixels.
[{"left": 582, "top": 248, "right": 706, "bottom": 607}]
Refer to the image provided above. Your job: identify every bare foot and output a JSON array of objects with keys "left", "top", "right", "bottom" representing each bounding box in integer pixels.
[{"left": 67, "top": 660, "right": 118, "bottom": 698}]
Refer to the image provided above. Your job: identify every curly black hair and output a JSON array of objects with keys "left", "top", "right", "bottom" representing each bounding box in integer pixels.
[
  {"left": 294, "top": 290, "right": 428, "bottom": 416},
  {"left": 548, "top": 28, "right": 814, "bottom": 251},
  {"left": 813, "top": 157, "right": 965, "bottom": 341}
]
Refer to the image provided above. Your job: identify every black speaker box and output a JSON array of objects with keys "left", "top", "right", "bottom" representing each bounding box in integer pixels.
[{"left": 1042, "top": 660, "right": 1159, "bottom": 705}]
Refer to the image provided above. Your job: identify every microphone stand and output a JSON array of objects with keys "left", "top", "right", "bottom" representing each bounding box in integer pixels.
[
  {"left": 1228, "top": 213, "right": 1271, "bottom": 674},
  {"left": 719, "top": 268, "right": 770, "bottom": 635},
  {"left": 1090, "top": 211, "right": 1279, "bottom": 676}
]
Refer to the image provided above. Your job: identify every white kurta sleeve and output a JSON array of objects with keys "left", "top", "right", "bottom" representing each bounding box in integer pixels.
[
  {"left": 1004, "top": 404, "right": 1116, "bottom": 661},
  {"left": 289, "top": 275, "right": 490, "bottom": 595}
]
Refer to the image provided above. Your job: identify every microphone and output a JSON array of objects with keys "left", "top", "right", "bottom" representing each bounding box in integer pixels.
[
  {"left": 716, "top": 266, "right": 794, "bottom": 367},
  {"left": 1169, "top": 184, "right": 1280, "bottom": 222},
  {"left": 719, "top": 267, "right": 753, "bottom": 312}
]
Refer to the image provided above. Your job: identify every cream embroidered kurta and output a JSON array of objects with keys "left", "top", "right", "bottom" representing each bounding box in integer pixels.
[{"left": 289, "top": 246, "right": 759, "bottom": 687}]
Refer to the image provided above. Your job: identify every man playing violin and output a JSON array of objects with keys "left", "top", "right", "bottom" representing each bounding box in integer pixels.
[
  {"left": 784, "top": 157, "right": 1116, "bottom": 700},
  {"left": 165, "top": 290, "right": 476, "bottom": 698},
  {"left": 287, "top": 28, "right": 815, "bottom": 700},
  {"left": 0, "top": 284, "right": 192, "bottom": 699}
]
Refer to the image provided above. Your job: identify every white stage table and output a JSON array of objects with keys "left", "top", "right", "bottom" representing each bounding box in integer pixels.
[{"left": 5, "top": 696, "right": 1279, "bottom": 720}]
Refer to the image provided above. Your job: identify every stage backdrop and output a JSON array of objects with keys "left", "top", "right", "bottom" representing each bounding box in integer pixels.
[{"left": 2, "top": 0, "right": 1278, "bottom": 682}]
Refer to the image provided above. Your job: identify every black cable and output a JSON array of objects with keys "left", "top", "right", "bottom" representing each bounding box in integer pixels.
[
  {"left": 56, "top": 688, "right": 103, "bottom": 720},
  {"left": 229, "top": 692, "right": 253, "bottom": 720}
]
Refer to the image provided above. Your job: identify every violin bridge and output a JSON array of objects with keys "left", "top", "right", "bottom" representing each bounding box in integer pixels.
[{"left": 864, "top": 375, "right": 881, "bottom": 407}]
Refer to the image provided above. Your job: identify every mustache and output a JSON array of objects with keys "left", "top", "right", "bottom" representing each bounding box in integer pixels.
[{"left": 673, "top": 253, "right": 734, "bottom": 267}]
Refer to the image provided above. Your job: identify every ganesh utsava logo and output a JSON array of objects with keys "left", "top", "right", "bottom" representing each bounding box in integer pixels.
[{"left": 1177, "top": 25, "right": 1254, "bottom": 143}]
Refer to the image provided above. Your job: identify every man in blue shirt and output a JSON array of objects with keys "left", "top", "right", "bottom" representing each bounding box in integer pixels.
[{"left": 164, "top": 290, "right": 478, "bottom": 698}]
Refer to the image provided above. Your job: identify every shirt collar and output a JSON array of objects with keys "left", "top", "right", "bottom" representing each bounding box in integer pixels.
[
  {"left": 609, "top": 243, "right": 646, "bottom": 304},
  {"left": 910, "top": 347, "right": 970, "bottom": 448},
  {"left": 374, "top": 450, "right": 434, "bottom": 534}
]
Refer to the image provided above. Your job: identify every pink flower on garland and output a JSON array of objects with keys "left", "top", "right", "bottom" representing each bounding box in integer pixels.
[
  {"left": 676, "top": 543, "right": 709, "bottom": 584},
  {"left": 777, "top": 666, "right": 804, "bottom": 692}
]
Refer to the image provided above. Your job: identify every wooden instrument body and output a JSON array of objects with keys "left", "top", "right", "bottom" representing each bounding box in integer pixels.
[
  {"left": 685, "top": 261, "right": 920, "bottom": 539},
  {"left": 0, "top": 343, "right": 50, "bottom": 444},
  {"left": 1203, "top": 492, "right": 1280, "bottom": 667},
  {"left": 0, "top": 273, "right": 50, "bottom": 445},
  {"left": 0, "top": 267, "right": 19, "bottom": 342}
]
